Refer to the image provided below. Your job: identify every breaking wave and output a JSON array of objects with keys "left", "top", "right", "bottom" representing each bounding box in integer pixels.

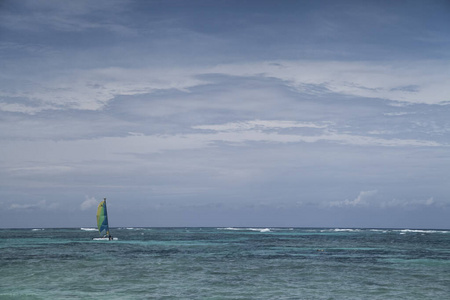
[
  {"left": 218, "top": 227, "right": 271, "bottom": 233},
  {"left": 395, "top": 229, "right": 448, "bottom": 234},
  {"left": 320, "top": 228, "right": 361, "bottom": 233},
  {"left": 80, "top": 228, "right": 97, "bottom": 231}
]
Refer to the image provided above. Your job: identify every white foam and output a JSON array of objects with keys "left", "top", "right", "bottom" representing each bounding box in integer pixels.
[
  {"left": 217, "top": 227, "right": 240, "bottom": 231},
  {"left": 370, "top": 229, "right": 388, "bottom": 233},
  {"left": 218, "top": 227, "right": 271, "bottom": 233},
  {"left": 93, "top": 237, "right": 119, "bottom": 241},
  {"left": 332, "top": 229, "right": 361, "bottom": 232},
  {"left": 395, "top": 229, "right": 447, "bottom": 234},
  {"left": 80, "top": 228, "right": 97, "bottom": 231},
  {"left": 32, "top": 228, "right": 44, "bottom": 231}
]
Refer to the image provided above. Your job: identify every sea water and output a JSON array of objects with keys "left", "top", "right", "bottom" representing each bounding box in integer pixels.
[{"left": 0, "top": 227, "right": 449, "bottom": 299}]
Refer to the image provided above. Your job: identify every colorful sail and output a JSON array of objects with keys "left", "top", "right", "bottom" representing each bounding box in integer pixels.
[{"left": 96, "top": 198, "right": 110, "bottom": 236}]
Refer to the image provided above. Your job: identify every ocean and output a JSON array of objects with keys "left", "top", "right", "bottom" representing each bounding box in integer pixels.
[{"left": 0, "top": 227, "right": 449, "bottom": 299}]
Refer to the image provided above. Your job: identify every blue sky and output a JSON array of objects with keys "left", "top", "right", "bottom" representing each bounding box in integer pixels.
[{"left": 1, "top": 0, "right": 449, "bottom": 229}]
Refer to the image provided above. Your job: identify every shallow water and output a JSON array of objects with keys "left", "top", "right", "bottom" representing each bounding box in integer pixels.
[{"left": 1, "top": 227, "right": 449, "bottom": 299}]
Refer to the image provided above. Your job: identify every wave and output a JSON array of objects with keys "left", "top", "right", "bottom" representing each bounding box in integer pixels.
[
  {"left": 32, "top": 228, "right": 44, "bottom": 231},
  {"left": 333, "top": 229, "right": 361, "bottom": 232},
  {"left": 80, "top": 228, "right": 97, "bottom": 231},
  {"left": 217, "top": 227, "right": 271, "bottom": 233},
  {"left": 118, "top": 227, "right": 146, "bottom": 231},
  {"left": 326, "top": 228, "right": 448, "bottom": 234},
  {"left": 394, "top": 229, "right": 448, "bottom": 234},
  {"left": 320, "top": 229, "right": 361, "bottom": 233}
]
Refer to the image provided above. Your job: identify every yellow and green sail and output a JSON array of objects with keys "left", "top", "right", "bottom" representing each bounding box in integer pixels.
[{"left": 96, "top": 198, "right": 110, "bottom": 236}]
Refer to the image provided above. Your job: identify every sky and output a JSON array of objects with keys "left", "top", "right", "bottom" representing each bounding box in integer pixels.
[{"left": 1, "top": 0, "right": 450, "bottom": 229}]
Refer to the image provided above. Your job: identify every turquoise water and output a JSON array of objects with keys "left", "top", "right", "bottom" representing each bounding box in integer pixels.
[{"left": 1, "top": 228, "right": 449, "bottom": 299}]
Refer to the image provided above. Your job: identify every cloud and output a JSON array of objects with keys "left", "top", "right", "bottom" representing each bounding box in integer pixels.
[
  {"left": 0, "top": 67, "right": 207, "bottom": 114},
  {"left": 209, "top": 60, "right": 450, "bottom": 105},
  {"left": 383, "top": 112, "right": 415, "bottom": 116},
  {"left": 81, "top": 196, "right": 98, "bottom": 210},
  {"left": 329, "top": 193, "right": 443, "bottom": 209},
  {"left": 1, "top": 0, "right": 131, "bottom": 34},
  {"left": 330, "top": 190, "right": 378, "bottom": 207},
  {"left": 425, "top": 197, "right": 434, "bottom": 206},
  {"left": 380, "top": 197, "right": 439, "bottom": 208},
  {"left": 9, "top": 165, "right": 72, "bottom": 175},
  {"left": 192, "top": 120, "right": 443, "bottom": 148},
  {"left": 9, "top": 200, "right": 58, "bottom": 211},
  {"left": 1, "top": 1, "right": 449, "bottom": 229},
  {"left": 194, "top": 120, "right": 330, "bottom": 132},
  {"left": 1, "top": 118, "right": 444, "bottom": 180},
  {"left": 2, "top": 60, "right": 449, "bottom": 115}
]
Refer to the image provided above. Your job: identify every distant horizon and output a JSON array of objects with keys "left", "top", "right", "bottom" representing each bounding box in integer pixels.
[{"left": 2, "top": 226, "right": 450, "bottom": 231}]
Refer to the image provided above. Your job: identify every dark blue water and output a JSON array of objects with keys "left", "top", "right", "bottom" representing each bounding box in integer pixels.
[{"left": 1, "top": 227, "right": 449, "bottom": 299}]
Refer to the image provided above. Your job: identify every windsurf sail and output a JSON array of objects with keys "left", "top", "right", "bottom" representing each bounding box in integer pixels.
[{"left": 96, "top": 198, "right": 110, "bottom": 236}]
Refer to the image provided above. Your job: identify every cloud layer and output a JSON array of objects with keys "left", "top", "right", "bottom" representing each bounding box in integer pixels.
[{"left": 1, "top": 0, "right": 449, "bottom": 228}]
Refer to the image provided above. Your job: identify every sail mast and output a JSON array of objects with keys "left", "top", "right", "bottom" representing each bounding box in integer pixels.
[
  {"left": 96, "top": 198, "right": 109, "bottom": 236},
  {"left": 104, "top": 198, "right": 110, "bottom": 236}
]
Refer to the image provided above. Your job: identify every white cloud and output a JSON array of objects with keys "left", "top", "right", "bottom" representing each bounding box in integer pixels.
[
  {"left": 81, "top": 196, "right": 98, "bottom": 211},
  {"left": 9, "top": 200, "right": 58, "bottom": 211},
  {"left": 2, "top": 60, "right": 449, "bottom": 115},
  {"left": 380, "top": 197, "right": 438, "bottom": 208},
  {"left": 128, "top": 132, "right": 145, "bottom": 137},
  {"left": 192, "top": 120, "right": 442, "bottom": 148},
  {"left": 1, "top": 0, "right": 131, "bottom": 34},
  {"left": 210, "top": 60, "right": 450, "bottom": 105},
  {"left": 1, "top": 119, "right": 443, "bottom": 176},
  {"left": 194, "top": 120, "right": 330, "bottom": 132},
  {"left": 0, "top": 67, "right": 207, "bottom": 114},
  {"left": 9, "top": 165, "right": 72, "bottom": 175},
  {"left": 329, "top": 190, "right": 378, "bottom": 207},
  {"left": 328, "top": 194, "right": 441, "bottom": 209},
  {"left": 383, "top": 112, "right": 415, "bottom": 116},
  {"left": 321, "top": 132, "right": 441, "bottom": 147},
  {"left": 425, "top": 197, "right": 434, "bottom": 205}
]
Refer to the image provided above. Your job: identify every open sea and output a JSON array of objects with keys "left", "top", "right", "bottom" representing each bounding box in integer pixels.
[{"left": 1, "top": 227, "right": 449, "bottom": 299}]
